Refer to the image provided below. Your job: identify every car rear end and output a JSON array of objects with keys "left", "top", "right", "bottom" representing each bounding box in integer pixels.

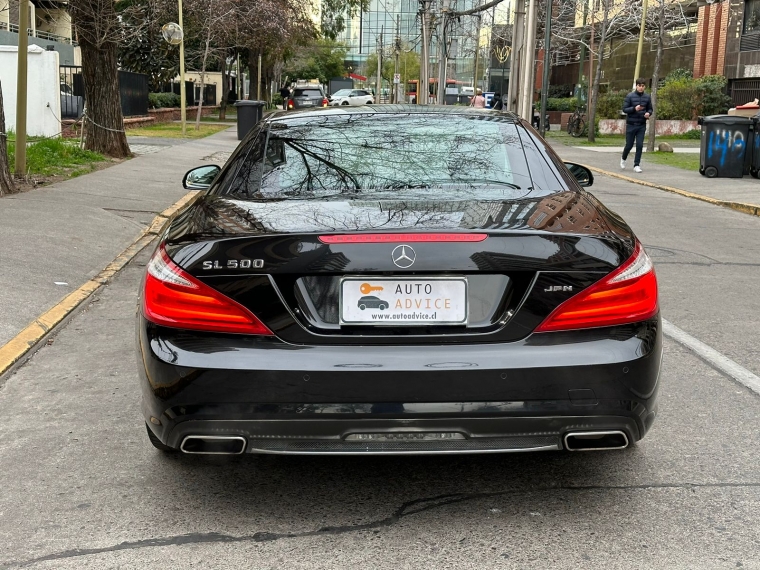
[
  {"left": 137, "top": 108, "right": 661, "bottom": 455},
  {"left": 289, "top": 87, "right": 329, "bottom": 110}
]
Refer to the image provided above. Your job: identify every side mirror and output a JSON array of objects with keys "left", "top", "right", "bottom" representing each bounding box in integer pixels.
[
  {"left": 564, "top": 162, "right": 594, "bottom": 187},
  {"left": 183, "top": 165, "right": 221, "bottom": 190}
]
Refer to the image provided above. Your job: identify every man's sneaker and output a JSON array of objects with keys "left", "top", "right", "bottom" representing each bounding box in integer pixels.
[
  {"left": 633, "top": 165, "right": 642, "bottom": 173},
  {"left": 620, "top": 158, "right": 626, "bottom": 170}
]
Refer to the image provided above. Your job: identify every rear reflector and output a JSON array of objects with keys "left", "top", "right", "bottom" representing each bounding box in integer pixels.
[
  {"left": 142, "top": 245, "right": 273, "bottom": 336},
  {"left": 319, "top": 233, "right": 488, "bottom": 244},
  {"left": 535, "top": 242, "right": 658, "bottom": 332}
]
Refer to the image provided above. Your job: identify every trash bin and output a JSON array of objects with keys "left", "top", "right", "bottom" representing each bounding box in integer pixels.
[
  {"left": 234, "top": 100, "right": 266, "bottom": 140},
  {"left": 750, "top": 112, "right": 760, "bottom": 179},
  {"left": 698, "top": 115, "right": 753, "bottom": 178}
]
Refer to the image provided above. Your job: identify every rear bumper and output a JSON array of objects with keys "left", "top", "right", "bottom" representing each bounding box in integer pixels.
[
  {"left": 166, "top": 414, "right": 642, "bottom": 455},
  {"left": 137, "top": 317, "right": 662, "bottom": 454}
]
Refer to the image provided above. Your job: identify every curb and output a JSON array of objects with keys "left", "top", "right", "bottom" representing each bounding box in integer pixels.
[
  {"left": 584, "top": 165, "right": 760, "bottom": 217},
  {"left": 0, "top": 191, "right": 199, "bottom": 381}
]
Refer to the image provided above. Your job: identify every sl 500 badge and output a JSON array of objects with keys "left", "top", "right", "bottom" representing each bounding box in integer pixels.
[{"left": 202, "top": 259, "right": 265, "bottom": 270}]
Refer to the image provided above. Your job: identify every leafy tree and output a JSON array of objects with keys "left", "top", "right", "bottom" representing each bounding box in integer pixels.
[
  {"left": 117, "top": 0, "right": 179, "bottom": 91},
  {"left": 364, "top": 50, "right": 420, "bottom": 88},
  {"left": 320, "top": 0, "right": 370, "bottom": 40},
  {"left": 283, "top": 39, "right": 348, "bottom": 84}
]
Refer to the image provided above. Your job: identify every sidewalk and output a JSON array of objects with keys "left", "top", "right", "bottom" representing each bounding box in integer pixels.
[
  {"left": 0, "top": 127, "right": 240, "bottom": 351},
  {"left": 552, "top": 142, "right": 760, "bottom": 209}
]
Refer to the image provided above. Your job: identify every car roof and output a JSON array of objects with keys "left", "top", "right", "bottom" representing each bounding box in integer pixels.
[{"left": 267, "top": 105, "right": 522, "bottom": 123}]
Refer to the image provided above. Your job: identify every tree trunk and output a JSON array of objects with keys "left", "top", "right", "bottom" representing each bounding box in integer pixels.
[
  {"left": 0, "top": 79, "right": 17, "bottom": 196},
  {"left": 646, "top": 2, "right": 665, "bottom": 153},
  {"left": 219, "top": 55, "right": 227, "bottom": 121},
  {"left": 248, "top": 51, "right": 257, "bottom": 100},
  {"left": 587, "top": 19, "right": 607, "bottom": 143},
  {"left": 195, "top": 33, "right": 212, "bottom": 131},
  {"left": 79, "top": 40, "right": 131, "bottom": 157}
]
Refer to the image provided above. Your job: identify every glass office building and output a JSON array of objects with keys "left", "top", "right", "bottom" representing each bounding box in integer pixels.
[{"left": 336, "top": 0, "right": 480, "bottom": 87}]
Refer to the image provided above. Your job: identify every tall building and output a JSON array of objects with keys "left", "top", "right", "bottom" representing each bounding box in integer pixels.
[
  {"left": 0, "top": 0, "right": 77, "bottom": 65},
  {"left": 335, "top": 0, "right": 481, "bottom": 87}
]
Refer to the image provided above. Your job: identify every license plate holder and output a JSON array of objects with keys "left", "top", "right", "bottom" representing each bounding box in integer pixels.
[{"left": 339, "top": 277, "right": 468, "bottom": 326}]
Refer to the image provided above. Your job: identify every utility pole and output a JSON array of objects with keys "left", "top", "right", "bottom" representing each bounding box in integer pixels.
[
  {"left": 506, "top": 0, "right": 525, "bottom": 113},
  {"left": 377, "top": 26, "right": 383, "bottom": 104},
  {"left": 519, "top": 0, "right": 537, "bottom": 121},
  {"left": 539, "top": 0, "right": 552, "bottom": 136},
  {"left": 633, "top": 0, "right": 649, "bottom": 89},
  {"left": 178, "top": 0, "right": 187, "bottom": 136},
  {"left": 14, "top": 0, "right": 29, "bottom": 175},
  {"left": 437, "top": 0, "right": 450, "bottom": 104},
  {"left": 420, "top": 0, "right": 430, "bottom": 104},
  {"left": 395, "top": 16, "right": 401, "bottom": 104}
]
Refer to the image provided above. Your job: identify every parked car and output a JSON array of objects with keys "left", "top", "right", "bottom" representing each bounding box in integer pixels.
[
  {"left": 330, "top": 89, "right": 374, "bottom": 106},
  {"left": 139, "top": 105, "right": 661, "bottom": 456},
  {"left": 287, "top": 86, "right": 329, "bottom": 110}
]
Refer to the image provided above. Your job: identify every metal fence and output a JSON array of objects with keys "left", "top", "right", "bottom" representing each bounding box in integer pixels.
[
  {"left": 59, "top": 65, "right": 149, "bottom": 119},
  {"left": 119, "top": 70, "right": 149, "bottom": 117},
  {"left": 730, "top": 79, "right": 760, "bottom": 107}
]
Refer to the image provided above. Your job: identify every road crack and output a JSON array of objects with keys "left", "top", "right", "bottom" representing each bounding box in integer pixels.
[{"left": 3, "top": 481, "right": 760, "bottom": 568}]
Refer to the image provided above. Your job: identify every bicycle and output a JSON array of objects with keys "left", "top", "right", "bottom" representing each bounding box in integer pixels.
[{"left": 566, "top": 106, "right": 587, "bottom": 138}]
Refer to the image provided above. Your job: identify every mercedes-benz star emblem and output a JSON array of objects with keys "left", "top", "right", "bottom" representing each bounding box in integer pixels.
[{"left": 392, "top": 245, "right": 416, "bottom": 268}]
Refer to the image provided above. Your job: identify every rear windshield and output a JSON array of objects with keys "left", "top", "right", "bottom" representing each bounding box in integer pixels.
[
  {"left": 216, "top": 113, "right": 565, "bottom": 201},
  {"left": 294, "top": 89, "right": 322, "bottom": 97}
]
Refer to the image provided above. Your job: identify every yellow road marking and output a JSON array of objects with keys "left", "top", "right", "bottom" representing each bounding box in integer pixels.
[
  {"left": 585, "top": 165, "right": 760, "bottom": 217},
  {"left": 0, "top": 191, "right": 199, "bottom": 378}
]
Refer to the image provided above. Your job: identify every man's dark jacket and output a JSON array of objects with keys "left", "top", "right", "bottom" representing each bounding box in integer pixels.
[{"left": 622, "top": 91, "right": 653, "bottom": 126}]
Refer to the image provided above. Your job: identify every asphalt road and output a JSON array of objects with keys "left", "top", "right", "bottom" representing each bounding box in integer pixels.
[{"left": 1, "top": 172, "right": 759, "bottom": 569}]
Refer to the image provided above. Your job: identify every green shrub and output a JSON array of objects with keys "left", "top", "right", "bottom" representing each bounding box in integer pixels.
[
  {"left": 548, "top": 84, "right": 574, "bottom": 98},
  {"left": 695, "top": 75, "right": 731, "bottom": 116},
  {"left": 664, "top": 68, "right": 693, "bottom": 84},
  {"left": 597, "top": 90, "right": 627, "bottom": 119},
  {"left": 148, "top": 92, "right": 181, "bottom": 109},
  {"left": 546, "top": 97, "right": 579, "bottom": 112},
  {"left": 656, "top": 75, "right": 730, "bottom": 119},
  {"left": 657, "top": 78, "right": 698, "bottom": 120}
]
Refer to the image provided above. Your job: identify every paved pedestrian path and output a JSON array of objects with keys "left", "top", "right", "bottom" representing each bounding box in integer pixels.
[
  {"left": 0, "top": 128, "right": 240, "bottom": 353},
  {"left": 552, "top": 143, "right": 760, "bottom": 209},
  {"left": 576, "top": 146, "right": 700, "bottom": 154}
]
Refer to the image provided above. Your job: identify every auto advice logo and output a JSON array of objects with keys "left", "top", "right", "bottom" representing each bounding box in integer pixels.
[{"left": 392, "top": 245, "right": 416, "bottom": 268}]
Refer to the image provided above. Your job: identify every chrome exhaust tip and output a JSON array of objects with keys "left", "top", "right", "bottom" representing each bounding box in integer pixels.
[
  {"left": 564, "top": 431, "right": 629, "bottom": 451},
  {"left": 180, "top": 435, "right": 247, "bottom": 455}
]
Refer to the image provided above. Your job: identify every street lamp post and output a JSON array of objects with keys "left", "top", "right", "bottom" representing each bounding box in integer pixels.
[{"left": 161, "top": 18, "right": 186, "bottom": 137}]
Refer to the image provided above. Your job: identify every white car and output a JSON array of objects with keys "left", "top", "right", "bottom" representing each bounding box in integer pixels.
[{"left": 330, "top": 89, "right": 374, "bottom": 106}]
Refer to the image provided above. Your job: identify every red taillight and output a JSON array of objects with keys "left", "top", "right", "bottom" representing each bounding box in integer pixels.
[
  {"left": 142, "top": 245, "right": 273, "bottom": 336},
  {"left": 318, "top": 233, "right": 488, "bottom": 244},
  {"left": 322, "top": 98, "right": 329, "bottom": 107},
  {"left": 535, "top": 242, "right": 658, "bottom": 333},
  {"left": 287, "top": 99, "right": 294, "bottom": 109}
]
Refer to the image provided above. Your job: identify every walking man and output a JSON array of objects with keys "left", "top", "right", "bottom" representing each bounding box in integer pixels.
[
  {"left": 621, "top": 79, "right": 653, "bottom": 173},
  {"left": 279, "top": 85, "right": 291, "bottom": 110}
]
